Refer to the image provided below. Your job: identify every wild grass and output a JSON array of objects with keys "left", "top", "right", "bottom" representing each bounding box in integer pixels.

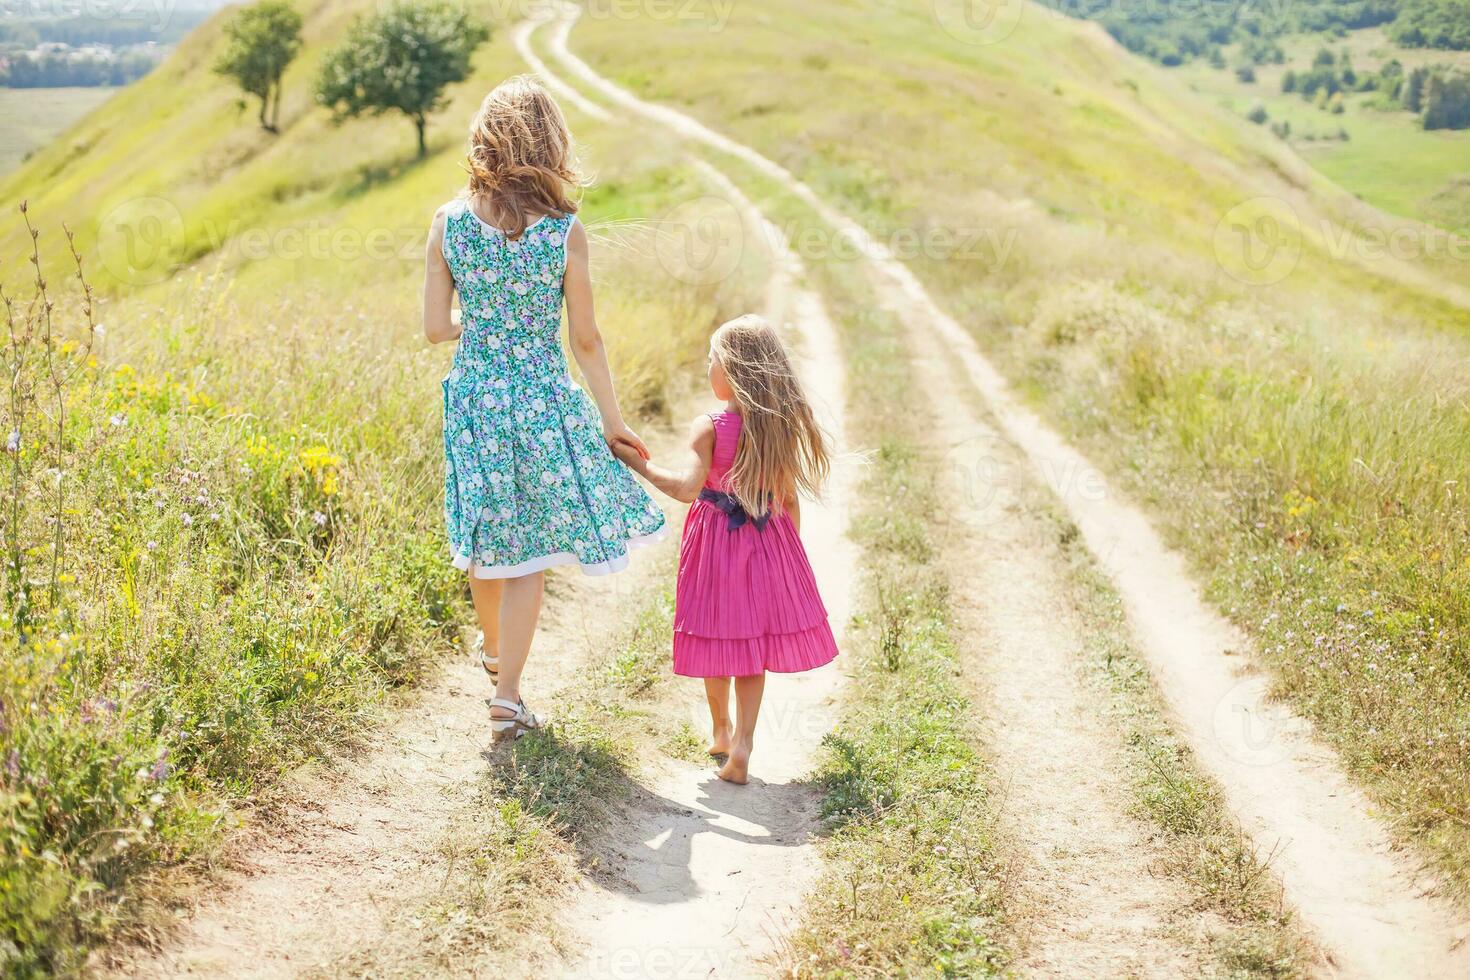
[
  {"left": 0, "top": 5, "right": 760, "bottom": 970},
  {"left": 985, "top": 252, "right": 1470, "bottom": 899},
  {"left": 573, "top": 0, "right": 1470, "bottom": 903}
]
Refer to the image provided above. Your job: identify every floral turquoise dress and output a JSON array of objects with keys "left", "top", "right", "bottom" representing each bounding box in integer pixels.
[{"left": 439, "top": 199, "right": 665, "bottom": 578}]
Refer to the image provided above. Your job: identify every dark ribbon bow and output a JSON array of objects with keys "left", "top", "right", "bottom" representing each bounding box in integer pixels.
[{"left": 698, "top": 488, "right": 770, "bottom": 532}]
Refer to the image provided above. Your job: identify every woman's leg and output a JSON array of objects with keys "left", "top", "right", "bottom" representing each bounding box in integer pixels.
[
  {"left": 468, "top": 576, "right": 503, "bottom": 667},
  {"left": 718, "top": 672, "right": 765, "bottom": 784},
  {"left": 704, "top": 677, "right": 734, "bottom": 755},
  {"left": 491, "top": 571, "right": 545, "bottom": 718}
]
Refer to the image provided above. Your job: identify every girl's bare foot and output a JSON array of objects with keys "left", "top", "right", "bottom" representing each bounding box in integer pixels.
[
  {"left": 708, "top": 722, "right": 734, "bottom": 756},
  {"left": 718, "top": 742, "right": 751, "bottom": 784}
]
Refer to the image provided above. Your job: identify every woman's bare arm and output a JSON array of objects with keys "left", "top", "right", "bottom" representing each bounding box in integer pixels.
[
  {"left": 564, "top": 219, "right": 648, "bottom": 458},
  {"left": 423, "top": 206, "right": 461, "bottom": 345},
  {"left": 612, "top": 416, "right": 715, "bottom": 504}
]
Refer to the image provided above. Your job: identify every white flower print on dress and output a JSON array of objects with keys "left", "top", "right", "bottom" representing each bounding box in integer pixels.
[{"left": 438, "top": 202, "right": 665, "bottom": 576}]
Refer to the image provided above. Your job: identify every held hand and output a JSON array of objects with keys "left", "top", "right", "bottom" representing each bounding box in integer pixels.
[
  {"left": 610, "top": 439, "right": 648, "bottom": 471},
  {"left": 604, "top": 423, "right": 650, "bottom": 461}
]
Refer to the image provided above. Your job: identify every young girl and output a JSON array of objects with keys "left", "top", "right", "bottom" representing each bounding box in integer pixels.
[
  {"left": 423, "top": 76, "right": 666, "bottom": 743},
  {"left": 614, "top": 315, "right": 838, "bottom": 783}
]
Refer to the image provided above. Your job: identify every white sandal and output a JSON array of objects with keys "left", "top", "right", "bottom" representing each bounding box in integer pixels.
[
  {"left": 472, "top": 632, "right": 498, "bottom": 681},
  {"left": 490, "top": 697, "right": 544, "bottom": 743}
]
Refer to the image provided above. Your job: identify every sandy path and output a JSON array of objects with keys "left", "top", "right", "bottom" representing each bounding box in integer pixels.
[
  {"left": 912, "top": 325, "right": 1209, "bottom": 974},
  {"left": 109, "top": 552, "right": 676, "bottom": 978},
  {"left": 542, "top": 7, "right": 1470, "bottom": 976},
  {"left": 519, "top": 32, "right": 859, "bottom": 967}
]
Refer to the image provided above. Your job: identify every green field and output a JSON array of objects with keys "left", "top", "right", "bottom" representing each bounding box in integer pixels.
[
  {"left": 0, "top": 87, "right": 116, "bottom": 174},
  {"left": 1179, "top": 28, "right": 1470, "bottom": 233}
]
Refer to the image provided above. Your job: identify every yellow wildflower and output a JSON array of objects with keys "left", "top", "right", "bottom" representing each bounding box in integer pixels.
[{"left": 300, "top": 445, "right": 343, "bottom": 474}]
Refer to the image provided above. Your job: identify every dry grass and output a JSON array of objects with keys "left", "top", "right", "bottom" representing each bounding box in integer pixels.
[{"left": 571, "top": 0, "right": 1470, "bottom": 902}]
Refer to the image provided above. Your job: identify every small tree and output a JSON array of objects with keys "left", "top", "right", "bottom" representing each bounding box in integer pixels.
[
  {"left": 214, "top": 0, "right": 303, "bottom": 133},
  {"left": 315, "top": 2, "right": 490, "bottom": 159},
  {"left": 1422, "top": 71, "right": 1470, "bottom": 130},
  {"left": 1405, "top": 66, "right": 1429, "bottom": 112}
]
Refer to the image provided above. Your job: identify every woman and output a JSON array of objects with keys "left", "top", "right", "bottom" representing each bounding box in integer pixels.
[{"left": 422, "top": 77, "right": 664, "bottom": 741}]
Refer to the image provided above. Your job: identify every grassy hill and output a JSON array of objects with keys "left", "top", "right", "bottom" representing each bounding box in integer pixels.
[
  {"left": 0, "top": 1, "right": 763, "bottom": 971},
  {"left": 5, "top": 0, "right": 1469, "bottom": 969},
  {"left": 565, "top": 0, "right": 1470, "bottom": 902}
]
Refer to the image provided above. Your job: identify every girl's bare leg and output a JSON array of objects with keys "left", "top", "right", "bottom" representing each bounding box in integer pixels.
[
  {"left": 468, "top": 576, "right": 503, "bottom": 667},
  {"left": 718, "top": 672, "right": 765, "bottom": 784},
  {"left": 704, "top": 677, "right": 734, "bottom": 755},
  {"left": 491, "top": 571, "right": 544, "bottom": 718}
]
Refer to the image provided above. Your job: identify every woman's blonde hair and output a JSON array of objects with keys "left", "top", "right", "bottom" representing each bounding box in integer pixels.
[
  {"left": 712, "top": 315, "right": 831, "bottom": 519},
  {"left": 465, "top": 75, "right": 584, "bottom": 236}
]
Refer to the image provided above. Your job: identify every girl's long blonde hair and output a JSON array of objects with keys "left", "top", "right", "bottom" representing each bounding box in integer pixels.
[
  {"left": 465, "top": 76, "right": 584, "bottom": 236},
  {"left": 713, "top": 315, "right": 831, "bottom": 519}
]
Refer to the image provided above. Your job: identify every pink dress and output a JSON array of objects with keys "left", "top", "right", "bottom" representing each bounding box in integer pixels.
[{"left": 673, "top": 411, "right": 840, "bottom": 677}]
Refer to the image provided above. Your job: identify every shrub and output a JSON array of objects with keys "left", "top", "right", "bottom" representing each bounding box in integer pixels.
[
  {"left": 1421, "top": 70, "right": 1470, "bottom": 129},
  {"left": 1389, "top": 0, "right": 1470, "bottom": 51}
]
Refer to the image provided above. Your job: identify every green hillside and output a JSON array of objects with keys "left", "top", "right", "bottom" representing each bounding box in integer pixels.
[
  {"left": 1173, "top": 27, "right": 1470, "bottom": 232},
  {"left": 574, "top": 1, "right": 1470, "bottom": 311},
  {"left": 0, "top": 0, "right": 471, "bottom": 298}
]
